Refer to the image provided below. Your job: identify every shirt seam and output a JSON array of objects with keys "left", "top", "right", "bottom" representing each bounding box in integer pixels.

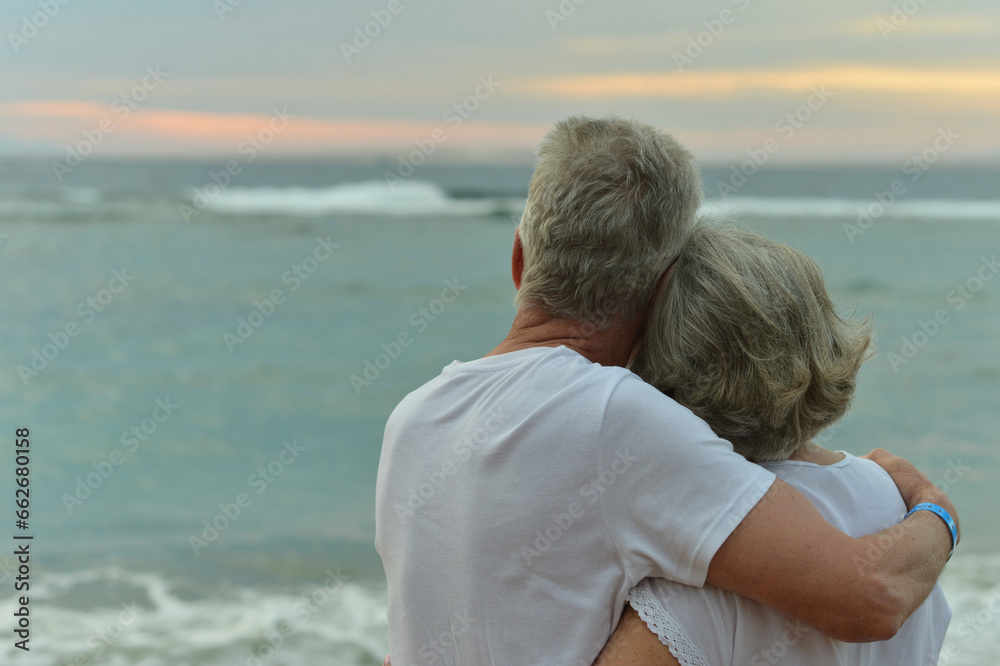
[
  {"left": 683, "top": 469, "right": 776, "bottom": 586},
  {"left": 442, "top": 345, "right": 585, "bottom": 373}
]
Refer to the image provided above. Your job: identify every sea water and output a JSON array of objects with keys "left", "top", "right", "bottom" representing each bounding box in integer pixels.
[{"left": 0, "top": 158, "right": 997, "bottom": 665}]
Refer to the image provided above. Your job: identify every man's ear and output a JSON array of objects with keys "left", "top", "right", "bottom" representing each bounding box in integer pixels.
[{"left": 512, "top": 228, "right": 524, "bottom": 290}]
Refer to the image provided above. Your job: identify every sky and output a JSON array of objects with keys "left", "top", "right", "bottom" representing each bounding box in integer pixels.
[{"left": 3, "top": 0, "right": 1000, "bottom": 164}]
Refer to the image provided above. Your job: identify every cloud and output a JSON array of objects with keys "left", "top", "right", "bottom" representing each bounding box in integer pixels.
[
  {"left": 513, "top": 67, "right": 1000, "bottom": 98},
  {"left": 0, "top": 102, "right": 548, "bottom": 156},
  {"left": 3, "top": 101, "right": 109, "bottom": 117},
  {"left": 563, "top": 34, "right": 688, "bottom": 56},
  {"left": 850, "top": 15, "right": 1000, "bottom": 36}
]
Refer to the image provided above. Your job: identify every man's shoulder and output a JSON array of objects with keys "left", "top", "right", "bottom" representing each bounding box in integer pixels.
[
  {"left": 602, "top": 371, "right": 714, "bottom": 434},
  {"left": 395, "top": 346, "right": 635, "bottom": 406},
  {"left": 386, "top": 346, "right": 710, "bottom": 442}
]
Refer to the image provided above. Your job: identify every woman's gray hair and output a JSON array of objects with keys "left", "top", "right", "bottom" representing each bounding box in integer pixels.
[
  {"left": 630, "top": 223, "right": 874, "bottom": 462},
  {"left": 516, "top": 115, "right": 703, "bottom": 328}
]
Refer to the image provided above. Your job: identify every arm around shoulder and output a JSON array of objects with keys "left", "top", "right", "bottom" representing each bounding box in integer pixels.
[{"left": 706, "top": 468, "right": 956, "bottom": 643}]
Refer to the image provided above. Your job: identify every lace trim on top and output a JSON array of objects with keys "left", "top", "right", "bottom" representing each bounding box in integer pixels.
[{"left": 626, "top": 584, "right": 710, "bottom": 666}]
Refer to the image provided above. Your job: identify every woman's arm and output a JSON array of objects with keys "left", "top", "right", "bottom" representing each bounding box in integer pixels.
[{"left": 594, "top": 605, "right": 679, "bottom": 666}]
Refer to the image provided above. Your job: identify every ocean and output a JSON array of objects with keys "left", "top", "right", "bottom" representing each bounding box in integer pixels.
[{"left": 0, "top": 157, "right": 997, "bottom": 665}]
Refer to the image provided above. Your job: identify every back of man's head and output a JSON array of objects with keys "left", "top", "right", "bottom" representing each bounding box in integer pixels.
[{"left": 516, "top": 115, "right": 702, "bottom": 329}]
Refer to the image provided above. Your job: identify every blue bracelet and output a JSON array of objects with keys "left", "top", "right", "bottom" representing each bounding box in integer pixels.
[{"left": 906, "top": 503, "right": 958, "bottom": 561}]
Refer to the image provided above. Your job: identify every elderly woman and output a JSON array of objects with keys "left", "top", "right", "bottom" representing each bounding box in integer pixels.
[{"left": 597, "top": 224, "right": 952, "bottom": 665}]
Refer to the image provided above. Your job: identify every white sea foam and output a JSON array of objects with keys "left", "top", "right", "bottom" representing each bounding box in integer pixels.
[
  {"left": 199, "top": 180, "right": 525, "bottom": 218},
  {"left": 703, "top": 196, "right": 1000, "bottom": 221},
  {"left": 197, "top": 185, "right": 1000, "bottom": 221},
  {"left": 2, "top": 183, "right": 998, "bottom": 222},
  {"left": 937, "top": 552, "right": 1000, "bottom": 665},
  {"left": 59, "top": 187, "right": 104, "bottom": 204},
  {"left": 1, "top": 555, "right": 998, "bottom": 664},
  {"left": 0, "top": 567, "right": 390, "bottom": 665}
]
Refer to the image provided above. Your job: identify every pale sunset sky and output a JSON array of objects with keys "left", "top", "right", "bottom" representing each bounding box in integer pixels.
[{"left": 3, "top": 0, "right": 1000, "bottom": 164}]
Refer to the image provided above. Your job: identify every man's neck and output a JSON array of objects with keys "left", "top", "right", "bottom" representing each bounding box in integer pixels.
[{"left": 486, "top": 307, "right": 643, "bottom": 368}]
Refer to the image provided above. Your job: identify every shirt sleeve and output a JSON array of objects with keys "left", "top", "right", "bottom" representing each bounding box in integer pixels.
[{"left": 597, "top": 374, "right": 775, "bottom": 587}]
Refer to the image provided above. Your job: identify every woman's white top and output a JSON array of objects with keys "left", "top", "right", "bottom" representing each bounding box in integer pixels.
[{"left": 628, "top": 452, "right": 951, "bottom": 666}]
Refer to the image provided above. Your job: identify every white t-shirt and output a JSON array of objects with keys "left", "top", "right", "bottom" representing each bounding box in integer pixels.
[
  {"left": 628, "top": 453, "right": 952, "bottom": 666},
  {"left": 375, "top": 346, "right": 775, "bottom": 665}
]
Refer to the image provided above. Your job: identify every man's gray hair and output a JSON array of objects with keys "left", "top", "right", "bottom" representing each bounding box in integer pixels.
[
  {"left": 630, "top": 223, "right": 874, "bottom": 462},
  {"left": 516, "top": 115, "right": 703, "bottom": 328}
]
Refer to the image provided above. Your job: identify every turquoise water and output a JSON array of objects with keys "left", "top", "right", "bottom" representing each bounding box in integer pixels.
[{"left": 0, "top": 160, "right": 997, "bottom": 664}]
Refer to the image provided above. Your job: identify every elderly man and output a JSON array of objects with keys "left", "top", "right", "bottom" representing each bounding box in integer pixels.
[{"left": 375, "top": 116, "right": 958, "bottom": 665}]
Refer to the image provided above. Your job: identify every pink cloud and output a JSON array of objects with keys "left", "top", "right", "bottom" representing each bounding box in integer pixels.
[{"left": 0, "top": 102, "right": 549, "bottom": 156}]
